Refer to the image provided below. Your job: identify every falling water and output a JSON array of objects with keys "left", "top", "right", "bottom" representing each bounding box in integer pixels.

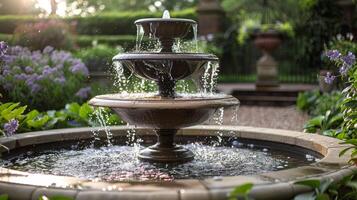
[
  {"left": 201, "top": 61, "right": 220, "bottom": 94},
  {"left": 136, "top": 25, "right": 144, "bottom": 51},
  {"left": 92, "top": 107, "right": 113, "bottom": 146},
  {"left": 192, "top": 23, "right": 198, "bottom": 52}
]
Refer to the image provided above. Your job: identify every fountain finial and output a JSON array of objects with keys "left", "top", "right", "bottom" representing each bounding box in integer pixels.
[{"left": 162, "top": 10, "right": 171, "bottom": 19}]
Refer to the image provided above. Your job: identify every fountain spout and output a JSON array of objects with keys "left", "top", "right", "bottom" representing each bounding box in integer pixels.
[{"left": 162, "top": 10, "right": 171, "bottom": 19}]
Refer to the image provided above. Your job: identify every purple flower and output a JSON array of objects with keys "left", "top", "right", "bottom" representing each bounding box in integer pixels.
[
  {"left": 70, "top": 62, "right": 89, "bottom": 76},
  {"left": 25, "top": 66, "right": 34, "bottom": 73},
  {"left": 324, "top": 72, "right": 336, "bottom": 84},
  {"left": 42, "top": 65, "right": 57, "bottom": 76},
  {"left": 75, "top": 86, "right": 91, "bottom": 99},
  {"left": 14, "top": 73, "right": 27, "bottom": 81},
  {"left": 325, "top": 50, "right": 341, "bottom": 61},
  {"left": 341, "top": 51, "right": 356, "bottom": 66},
  {"left": 0, "top": 41, "right": 8, "bottom": 59},
  {"left": 339, "top": 63, "right": 350, "bottom": 75},
  {"left": 54, "top": 76, "right": 66, "bottom": 84},
  {"left": 43, "top": 46, "right": 54, "bottom": 54},
  {"left": 3, "top": 119, "right": 19, "bottom": 136},
  {"left": 30, "top": 83, "right": 41, "bottom": 93}
]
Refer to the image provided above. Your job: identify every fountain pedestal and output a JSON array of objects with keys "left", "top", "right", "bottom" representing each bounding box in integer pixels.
[{"left": 139, "top": 129, "right": 194, "bottom": 162}]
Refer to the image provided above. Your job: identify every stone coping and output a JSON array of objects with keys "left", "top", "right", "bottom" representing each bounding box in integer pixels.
[{"left": 0, "top": 125, "right": 355, "bottom": 200}]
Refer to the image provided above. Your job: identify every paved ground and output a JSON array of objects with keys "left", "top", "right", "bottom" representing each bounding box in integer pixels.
[{"left": 233, "top": 106, "right": 309, "bottom": 131}]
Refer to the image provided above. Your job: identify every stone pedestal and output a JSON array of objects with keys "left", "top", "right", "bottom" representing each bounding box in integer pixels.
[
  {"left": 253, "top": 32, "right": 282, "bottom": 88},
  {"left": 256, "top": 53, "right": 278, "bottom": 87},
  {"left": 196, "top": 0, "right": 225, "bottom": 36}
]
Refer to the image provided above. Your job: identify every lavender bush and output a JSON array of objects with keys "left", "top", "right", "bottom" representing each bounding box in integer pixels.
[{"left": 0, "top": 45, "right": 90, "bottom": 111}]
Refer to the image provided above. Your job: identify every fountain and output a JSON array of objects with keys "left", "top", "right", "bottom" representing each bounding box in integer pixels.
[
  {"left": 0, "top": 11, "right": 354, "bottom": 200},
  {"left": 89, "top": 11, "right": 239, "bottom": 163}
]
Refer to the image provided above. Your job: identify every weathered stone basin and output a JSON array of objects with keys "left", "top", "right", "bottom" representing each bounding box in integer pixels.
[{"left": 0, "top": 125, "right": 355, "bottom": 200}]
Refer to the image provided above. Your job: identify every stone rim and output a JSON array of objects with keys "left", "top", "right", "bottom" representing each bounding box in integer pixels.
[
  {"left": 112, "top": 53, "right": 219, "bottom": 62},
  {"left": 0, "top": 125, "right": 355, "bottom": 200},
  {"left": 135, "top": 18, "right": 197, "bottom": 25},
  {"left": 88, "top": 95, "right": 239, "bottom": 109}
]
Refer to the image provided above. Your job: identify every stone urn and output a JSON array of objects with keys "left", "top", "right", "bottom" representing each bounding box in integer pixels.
[{"left": 253, "top": 31, "right": 282, "bottom": 87}]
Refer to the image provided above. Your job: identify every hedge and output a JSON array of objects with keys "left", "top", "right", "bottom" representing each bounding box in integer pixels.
[
  {"left": 0, "top": 33, "right": 137, "bottom": 50},
  {"left": 76, "top": 35, "right": 137, "bottom": 50},
  {"left": 0, "top": 8, "right": 197, "bottom": 35}
]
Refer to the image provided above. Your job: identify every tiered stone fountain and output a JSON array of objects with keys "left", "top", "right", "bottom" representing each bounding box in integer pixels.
[
  {"left": 0, "top": 11, "right": 354, "bottom": 200},
  {"left": 89, "top": 11, "right": 239, "bottom": 163}
]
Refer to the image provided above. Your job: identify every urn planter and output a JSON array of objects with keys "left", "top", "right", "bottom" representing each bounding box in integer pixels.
[{"left": 253, "top": 31, "right": 282, "bottom": 87}]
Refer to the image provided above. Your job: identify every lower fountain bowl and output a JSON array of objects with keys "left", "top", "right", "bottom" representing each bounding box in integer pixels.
[{"left": 88, "top": 94, "right": 239, "bottom": 129}]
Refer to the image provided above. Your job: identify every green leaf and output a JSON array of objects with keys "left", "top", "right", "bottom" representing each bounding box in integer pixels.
[
  {"left": 294, "top": 179, "right": 320, "bottom": 189},
  {"left": 339, "top": 147, "right": 354, "bottom": 157},
  {"left": 316, "top": 193, "right": 330, "bottom": 200},
  {"left": 228, "top": 183, "right": 253, "bottom": 200},
  {"left": 319, "top": 178, "right": 333, "bottom": 193},
  {"left": 0, "top": 103, "right": 12, "bottom": 112},
  {"left": 0, "top": 194, "right": 8, "bottom": 200},
  {"left": 27, "top": 115, "right": 50, "bottom": 129},
  {"left": 344, "top": 100, "right": 357, "bottom": 108},
  {"left": 346, "top": 181, "right": 357, "bottom": 190},
  {"left": 79, "top": 103, "right": 93, "bottom": 120},
  {"left": 25, "top": 110, "right": 40, "bottom": 121},
  {"left": 2, "top": 105, "right": 27, "bottom": 121},
  {"left": 66, "top": 103, "right": 80, "bottom": 114}
]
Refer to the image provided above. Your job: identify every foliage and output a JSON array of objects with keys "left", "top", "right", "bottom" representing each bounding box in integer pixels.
[
  {"left": 0, "top": 33, "right": 137, "bottom": 50},
  {"left": 0, "top": 102, "right": 122, "bottom": 136},
  {"left": 228, "top": 183, "right": 254, "bottom": 200},
  {"left": 0, "top": 45, "right": 90, "bottom": 111},
  {"left": 297, "top": 90, "right": 343, "bottom": 116},
  {"left": 323, "top": 48, "right": 357, "bottom": 139},
  {"left": 75, "top": 44, "right": 123, "bottom": 72},
  {"left": 303, "top": 109, "right": 343, "bottom": 137},
  {"left": 297, "top": 0, "right": 342, "bottom": 69},
  {"left": 237, "top": 20, "right": 294, "bottom": 44},
  {"left": 0, "top": 194, "right": 74, "bottom": 200},
  {"left": 293, "top": 174, "right": 357, "bottom": 200},
  {"left": 0, "top": 9, "right": 196, "bottom": 35},
  {"left": 13, "top": 19, "right": 74, "bottom": 51},
  {"left": 294, "top": 178, "right": 333, "bottom": 200},
  {"left": 71, "top": 9, "right": 196, "bottom": 35},
  {"left": 65, "top": 0, "right": 198, "bottom": 15},
  {"left": 76, "top": 35, "right": 136, "bottom": 49},
  {"left": 222, "top": 0, "right": 302, "bottom": 25}
]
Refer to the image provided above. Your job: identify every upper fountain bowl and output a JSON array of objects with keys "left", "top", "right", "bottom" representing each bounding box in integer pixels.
[{"left": 135, "top": 18, "right": 196, "bottom": 41}]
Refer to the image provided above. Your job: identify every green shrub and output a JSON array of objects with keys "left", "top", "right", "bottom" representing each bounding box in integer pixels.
[
  {"left": 0, "top": 9, "right": 196, "bottom": 35},
  {"left": 76, "top": 35, "right": 136, "bottom": 49},
  {"left": 297, "top": 90, "right": 343, "bottom": 116},
  {"left": 0, "top": 34, "right": 13, "bottom": 44},
  {"left": 0, "top": 34, "right": 137, "bottom": 50},
  {"left": 0, "top": 15, "right": 38, "bottom": 34},
  {"left": 0, "top": 102, "right": 122, "bottom": 136},
  {"left": 75, "top": 44, "right": 123, "bottom": 72},
  {"left": 13, "top": 20, "right": 75, "bottom": 50}
]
